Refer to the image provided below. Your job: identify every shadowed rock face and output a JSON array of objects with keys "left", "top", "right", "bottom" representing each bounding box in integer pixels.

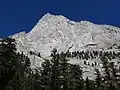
[{"left": 11, "top": 13, "right": 120, "bottom": 79}]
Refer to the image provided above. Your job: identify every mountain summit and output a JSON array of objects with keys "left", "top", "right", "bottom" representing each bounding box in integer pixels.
[
  {"left": 11, "top": 13, "right": 120, "bottom": 79},
  {"left": 13, "top": 13, "right": 120, "bottom": 55}
]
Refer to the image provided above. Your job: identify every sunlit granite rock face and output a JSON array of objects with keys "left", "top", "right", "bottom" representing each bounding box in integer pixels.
[{"left": 11, "top": 13, "right": 120, "bottom": 79}]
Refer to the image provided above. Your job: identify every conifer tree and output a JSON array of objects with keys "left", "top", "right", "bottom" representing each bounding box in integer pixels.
[
  {"left": 39, "top": 59, "right": 52, "bottom": 90},
  {"left": 38, "top": 52, "right": 41, "bottom": 57},
  {"left": 84, "top": 61, "right": 87, "bottom": 65},
  {"left": 85, "top": 77, "right": 95, "bottom": 90},
  {"left": 94, "top": 69, "right": 102, "bottom": 90},
  {"left": 0, "top": 37, "right": 31, "bottom": 90},
  {"left": 109, "top": 62, "right": 120, "bottom": 90},
  {"left": 59, "top": 52, "right": 69, "bottom": 90},
  {"left": 0, "top": 37, "right": 17, "bottom": 89},
  {"left": 50, "top": 48, "right": 61, "bottom": 90},
  {"left": 69, "top": 64, "right": 83, "bottom": 90}
]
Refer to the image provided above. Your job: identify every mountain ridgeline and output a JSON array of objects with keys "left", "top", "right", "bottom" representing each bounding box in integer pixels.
[
  {"left": 1, "top": 13, "right": 120, "bottom": 90},
  {"left": 11, "top": 13, "right": 120, "bottom": 79}
]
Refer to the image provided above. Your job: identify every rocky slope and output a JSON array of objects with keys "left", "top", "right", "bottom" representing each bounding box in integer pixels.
[{"left": 11, "top": 13, "right": 120, "bottom": 79}]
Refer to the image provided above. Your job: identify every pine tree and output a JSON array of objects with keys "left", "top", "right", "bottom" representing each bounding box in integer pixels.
[
  {"left": 92, "top": 63, "right": 94, "bottom": 67},
  {"left": 38, "top": 52, "right": 41, "bottom": 57},
  {"left": 6, "top": 52, "right": 31, "bottom": 90},
  {"left": 50, "top": 48, "right": 61, "bottom": 90},
  {"left": 0, "top": 37, "right": 31, "bottom": 90},
  {"left": 94, "top": 69, "right": 102, "bottom": 90},
  {"left": 69, "top": 64, "right": 83, "bottom": 90},
  {"left": 30, "top": 69, "right": 42, "bottom": 90},
  {"left": 30, "top": 51, "right": 33, "bottom": 55},
  {"left": 85, "top": 77, "right": 95, "bottom": 90},
  {"left": 6, "top": 71, "right": 25, "bottom": 90},
  {"left": 0, "top": 37, "right": 17, "bottom": 89},
  {"left": 101, "top": 56, "right": 113, "bottom": 90},
  {"left": 84, "top": 61, "right": 87, "bottom": 65},
  {"left": 39, "top": 59, "right": 52, "bottom": 90},
  {"left": 59, "top": 52, "right": 70, "bottom": 90},
  {"left": 109, "top": 62, "right": 120, "bottom": 90}
]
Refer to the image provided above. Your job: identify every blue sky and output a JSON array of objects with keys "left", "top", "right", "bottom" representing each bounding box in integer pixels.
[{"left": 0, "top": 0, "right": 120, "bottom": 37}]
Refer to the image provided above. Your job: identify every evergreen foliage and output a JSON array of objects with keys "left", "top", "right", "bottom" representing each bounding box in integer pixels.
[
  {"left": 0, "top": 37, "right": 31, "bottom": 90},
  {"left": 0, "top": 37, "right": 120, "bottom": 90}
]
